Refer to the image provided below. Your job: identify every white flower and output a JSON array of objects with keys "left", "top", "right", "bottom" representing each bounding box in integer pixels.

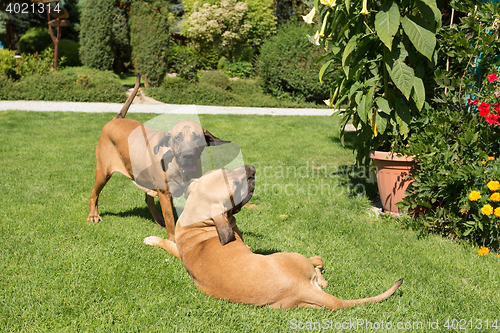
[
  {"left": 320, "top": 0, "right": 336, "bottom": 9},
  {"left": 307, "top": 31, "right": 320, "bottom": 45},
  {"left": 302, "top": 7, "right": 316, "bottom": 25},
  {"left": 361, "top": 0, "right": 369, "bottom": 15}
]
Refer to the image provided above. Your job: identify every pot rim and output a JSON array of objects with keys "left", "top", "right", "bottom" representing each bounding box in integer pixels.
[{"left": 369, "top": 150, "right": 415, "bottom": 163}]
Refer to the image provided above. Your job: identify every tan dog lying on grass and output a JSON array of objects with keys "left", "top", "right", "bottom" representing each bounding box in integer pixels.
[
  {"left": 87, "top": 74, "right": 229, "bottom": 240},
  {"left": 144, "top": 165, "right": 403, "bottom": 310}
]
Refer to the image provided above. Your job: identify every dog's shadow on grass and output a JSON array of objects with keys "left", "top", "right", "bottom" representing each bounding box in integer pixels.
[
  {"left": 243, "top": 231, "right": 282, "bottom": 255},
  {"left": 101, "top": 206, "right": 180, "bottom": 223}
]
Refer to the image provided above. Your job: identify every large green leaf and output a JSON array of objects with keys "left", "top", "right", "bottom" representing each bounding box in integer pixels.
[
  {"left": 374, "top": 1, "right": 400, "bottom": 51},
  {"left": 417, "top": 0, "right": 441, "bottom": 27},
  {"left": 395, "top": 97, "right": 410, "bottom": 137},
  {"left": 412, "top": 76, "right": 425, "bottom": 111},
  {"left": 386, "top": 45, "right": 415, "bottom": 99},
  {"left": 401, "top": 15, "right": 436, "bottom": 60},
  {"left": 319, "top": 59, "right": 335, "bottom": 84},
  {"left": 357, "top": 94, "right": 368, "bottom": 123},
  {"left": 376, "top": 97, "right": 391, "bottom": 115},
  {"left": 342, "top": 35, "right": 359, "bottom": 76},
  {"left": 375, "top": 113, "right": 388, "bottom": 134}
]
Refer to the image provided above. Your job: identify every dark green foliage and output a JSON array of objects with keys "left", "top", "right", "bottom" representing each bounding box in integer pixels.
[
  {"left": 129, "top": 1, "right": 170, "bottom": 87},
  {"left": 111, "top": 6, "right": 131, "bottom": 73},
  {"left": 58, "top": 39, "right": 82, "bottom": 67},
  {"left": 18, "top": 27, "right": 52, "bottom": 55},
  {"left": 170, "top": 44, "right": 200, "bottom": 81},
  {"left": 0, "top": 67, "right": 126, "bottom": 102},
  {"left": 199, "top": 70, "right": 229, "bottom": 90},
  {"left": 79, "top": 0, "right": 115, "bottom": 70},
  {"left": 256, "top": 22, "right": 337, "bottom": 104}
]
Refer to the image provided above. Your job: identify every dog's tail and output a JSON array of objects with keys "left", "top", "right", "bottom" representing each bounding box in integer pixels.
[
  {"left": 306, "top": 278, "right": 403, "bottom": 311},
  {"left": 114, "top": 73, "right": 141, "bottom": 120}
]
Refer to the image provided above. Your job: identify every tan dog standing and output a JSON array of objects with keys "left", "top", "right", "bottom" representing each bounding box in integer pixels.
[
  {"left": 87, "top": 75, "right": 229, "bottom": 240},
  {"left": 144, "top": 165, "right": 403, "bottom": 310}
]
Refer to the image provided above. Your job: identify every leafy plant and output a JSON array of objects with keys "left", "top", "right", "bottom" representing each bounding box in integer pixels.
[
  {"left": 310, "top": 0, "right": 441, "bottom": 163},
  {"left": 14, "top": 47, "right": 65, "bottom": 79},
  {"left": 0, "top": 49, "right": 17, "bottom": 79},
  {"left": 199, "top": 70, "right": 230, "bottom": 89},
  {"left": 18, "top": 27, "right": 53, "bottom": 55},
  {"left": 257, "top": 22, "right": 337, "bottom": 104},
  {"left": 221, "top": 61, "right": 254, "bottom": 78}
]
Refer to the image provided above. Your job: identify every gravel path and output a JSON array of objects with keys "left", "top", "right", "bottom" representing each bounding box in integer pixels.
[{"left": 0, "top": 100, "right": 337, "bottom": 116}]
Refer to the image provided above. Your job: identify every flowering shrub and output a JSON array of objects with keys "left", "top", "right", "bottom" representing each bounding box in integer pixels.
[
  {"left": 14, "top": 48, "right": 65, "bottom": 80},
  {"left": 458, "top": 157, "right": 500, "bottom": 248},
  {"left": 467, "top": 69, "right": 500, "bottom": 126},
  {"left": 184, "top": 0, "right": 252, "bottom": 62}
]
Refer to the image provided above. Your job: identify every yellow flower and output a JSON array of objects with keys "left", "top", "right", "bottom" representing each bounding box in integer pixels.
[
  {"left": 495, "top": 208, "right": 500, "bottom": 217},
  {"left": 491, "top": 193, "right": 500, "bottom": 202},
  {"left": 460, "top": 206, "right": 468, "bottom": 214},
  {"left": 320, "top": 0, "right": 336, "bottom": 9},
  {"left": 302, "top": 7, "right": 316, "bottom": 25},
  {"left": 469, "top": 190, "right": 481, "bottom": 201},
  {"left": 487, "top": 181, "right": 500, "bottom": 191},
  {"left": 478, "top": 246, "right": 490, "bottom": 256},
  {"left": 489, "top": 156, "right": 495, "bottom": 161},
  {"left": 482, "top": 161, "right": 487, "bottom": 165},
  {"left": 318, "top": 11, "right": 330, "bottom": 37},
  {"left": 481, "top": 204, "right": 493, "bottom": 215},
  {"left": 361, "top": 0, "right": 369, "bottom": 15}
]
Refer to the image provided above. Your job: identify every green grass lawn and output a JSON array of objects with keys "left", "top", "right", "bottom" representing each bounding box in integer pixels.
[{"left": 0, "top": 111, "right": 499, "bottom": 332}]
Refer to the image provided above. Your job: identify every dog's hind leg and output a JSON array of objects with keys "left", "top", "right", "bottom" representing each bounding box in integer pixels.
[
  {"left": 308, "top": 256, "right": 328, "bottom": 288},
  {"left": 143, "top": 236, "right": 180, "bottom": 259},
  {"left": 299, "top": 279, "right": 403, "bottom": 311},
  {"left": 145, "top": 194, "right": 166, "bottom": 227},
  {"left": 87, "top": 163, "right": 112, "bottom": 222}
]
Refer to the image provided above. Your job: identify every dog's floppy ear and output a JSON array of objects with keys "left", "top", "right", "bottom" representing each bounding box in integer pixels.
[
  {"left": 203, "top": 128, "right": 231, "bottom": 146},
  {"left": 154, "top": 131, "right": 171, "bottom": 154},
  {"left": 212, "top": 211, "right": 236, "bottom": 245}
]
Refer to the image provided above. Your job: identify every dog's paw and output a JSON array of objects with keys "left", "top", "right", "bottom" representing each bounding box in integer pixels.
[
  {"left": 143, "top": 236, "right": 163, "bottom": 247},
  {"left": 86, "top": 215, "right": 102, "bottom": 223}
]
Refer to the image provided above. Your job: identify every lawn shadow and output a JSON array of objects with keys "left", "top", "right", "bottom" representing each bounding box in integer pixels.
[
  {"left": 332, "top": 163, "right": 380, "bottom": 206},
  {"left": 101, "top": 204, "right": 180, "bottom": 223},
  {"left": 252, "top": 248, "right": 282, "bottom": 255},
  {"left": 328, "top": 130, "right": 357, "bottom": 150}
]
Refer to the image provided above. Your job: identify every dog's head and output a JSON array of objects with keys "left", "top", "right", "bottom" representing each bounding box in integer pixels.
[
  {"left": 153, "top": 121, "right": 230, "bottom": 177},
  {"left": 182, "top": 165, "right": 255, "bottom": 245}
]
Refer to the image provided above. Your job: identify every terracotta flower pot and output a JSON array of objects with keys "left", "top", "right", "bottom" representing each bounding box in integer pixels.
[{"left": 369, "top": 150, "right": 415, "bottom": 214}]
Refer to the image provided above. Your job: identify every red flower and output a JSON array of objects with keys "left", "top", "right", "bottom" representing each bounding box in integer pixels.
[
  {"left": 479, "top": 102, "right": 491, "bottom": 117},
  {"left": 473, "top": 99, "right": 479, "bottom": 106},
  {"left": 467, "top": 98, "right": 472, "bottom": 106},
  {"left": 495, "top": 103, "right": 500, "bottom": 115},
  {"left": 488, "top": 73, "right": 499, "bottom": 83},
  {"left": 485, "top": 114, "right": 500, "bottom": 125}
]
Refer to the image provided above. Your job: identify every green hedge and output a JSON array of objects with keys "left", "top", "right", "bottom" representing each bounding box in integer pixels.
[
  {"left": 0, "top": 67, "right": 126, "bottom": 102},
  {"left": 129, "top": 1, "right": 170, "bottom": 87},
  {"left": 79, "top": 0, "right": 115, "bottom": 70},
  {"left": 256, "top": 22, "right": 337, "bottom": 104},
  {"left": 58, "top": 39, "right": 82, "bottom": 67}
]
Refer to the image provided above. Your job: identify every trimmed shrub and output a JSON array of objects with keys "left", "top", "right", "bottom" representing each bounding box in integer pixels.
[
  {"left": 199, "top": 70, "right": 230, "bottom": 90},
  {"left": 58, "top": 39, "right": 82, "bottom": 67},
  {"left": 0, "top": 67, "right": 126, "bottom": 102},
  {"left": 256, "top": 22, "right": 338, "bottom": 104},
  {"left": 129, "top": 1, "right": 171, "bottom": 87},
  {"left": 0, "top": 49, "right": 17, "bottom": 79},
  {"left": 18, "top": 27, "right": 53, "bottom": 55},
  {"left": 222, "top": 61, "right": 254, "bottom": 78},
  {"left": 79, "top": 0, "right": 115, "bottom": 70}
]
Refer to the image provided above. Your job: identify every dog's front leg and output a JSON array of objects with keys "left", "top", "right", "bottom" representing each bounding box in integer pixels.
[
  {"left": 145, "top": 194, "right": 166, "bottom": 227},
  {"left": 157, "top": 189, "right": 175, "bottom": 241}
]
